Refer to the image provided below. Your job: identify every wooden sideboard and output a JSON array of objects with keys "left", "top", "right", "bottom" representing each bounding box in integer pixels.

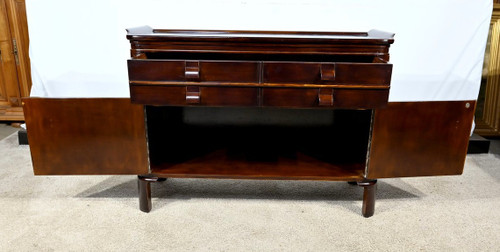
[
  {"left": 23, "top": 27, "right": 475, "bottom": 218},
  {"left": 128, "top": 26, "right": 395, "bottom": 217}
]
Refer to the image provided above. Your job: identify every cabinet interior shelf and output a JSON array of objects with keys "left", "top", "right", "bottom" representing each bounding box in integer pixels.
[
  {"left": 151, "top": 148, "right": 365, "bottom": 180},
  {"left": 147, "top": 106, "right": 371, "bottom": 181}
]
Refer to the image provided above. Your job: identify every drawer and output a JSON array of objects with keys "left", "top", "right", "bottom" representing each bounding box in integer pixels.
[
  {"left": 262, "top": 88, "right": 389, "bottom": 109},
  {"left": 262, "top": 88, "right": 320, "bottom": 108},
  {"left": 130, "top": 85, "right": 259, "bottom": 106},
  {"left": 128, "top": 60, "right": 260, "bottom": 83},
  {"left": 263, "top": 62, "right": 392, "bottom": 86}
]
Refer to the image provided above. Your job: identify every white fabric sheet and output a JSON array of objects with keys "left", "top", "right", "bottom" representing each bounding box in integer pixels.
[{"left": 26, "top": 0, "right": 492, "bottom": 101}]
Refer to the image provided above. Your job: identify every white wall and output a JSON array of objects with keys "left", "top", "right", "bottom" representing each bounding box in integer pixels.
[{"left": 26, "top": 0, "right": 492, "bottom": 101}]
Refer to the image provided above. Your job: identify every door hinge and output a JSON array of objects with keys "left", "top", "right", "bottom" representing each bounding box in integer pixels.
[{"left": 12, "top": 38, "right": 19, "bottom": 65}]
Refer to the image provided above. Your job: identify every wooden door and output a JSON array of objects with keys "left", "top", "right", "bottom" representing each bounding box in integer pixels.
[
  {"left": 23, "top": 98, "right": 149, "bottom": 175},
  {"left": 0, "top": 0, "right": 30, "bottom": 120},
  {"left": 367, "top": 101, "right": 476, "bottom": 179}
]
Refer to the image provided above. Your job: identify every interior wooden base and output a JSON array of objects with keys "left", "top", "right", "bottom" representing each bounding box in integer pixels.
[{"left": 151, "top": 149, "right": 365, "bottom": 180}]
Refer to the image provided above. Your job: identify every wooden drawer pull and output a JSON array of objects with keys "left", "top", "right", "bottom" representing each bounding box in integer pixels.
[
  {"left": 186, "top": 86, "right": 201, "bottom": 104},
  {"left": 185, "top": 61, "right": 200, "bottom": 81},
  {"left": 318, "top": 88, "right": 334, "bottom": 106},
  {"left": 320, "top": 64, "right": 335, "bottom": 81}
]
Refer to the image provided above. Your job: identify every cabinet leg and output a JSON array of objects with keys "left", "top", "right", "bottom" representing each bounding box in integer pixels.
[
  {"left": 358, "top": 180, "right": 377, "bottom": 218},
  {"left": 138, "top": 175, "right": 166, "bottom": 213}
]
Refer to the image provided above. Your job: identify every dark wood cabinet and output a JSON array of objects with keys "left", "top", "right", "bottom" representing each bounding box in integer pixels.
[
  {"left": 23, "top": 26, "right": 475, "bottom": 218},
  {"left": 126, "top": 27, "right": 393, "bottom": 217}
]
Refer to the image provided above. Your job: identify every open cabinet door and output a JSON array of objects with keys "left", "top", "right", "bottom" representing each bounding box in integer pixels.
[
  {"left": 23, "top": 98, "right": 149, "bottom": 175},
  {"left": 367, "top": 101, "right": 475, "bottom": 179}
]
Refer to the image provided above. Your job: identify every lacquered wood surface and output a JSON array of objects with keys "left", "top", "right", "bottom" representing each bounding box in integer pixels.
[
  {"left": 138, "top": 177, "right": 152, "bottom": 212},
  {"left": 127, "top": 27, "right": 394, "bottom": 64},
  {"left": 359, "top": 180, "right": 377, "bottom": 218},
  {"left": 23, "top": 98, "right": 149, "bottom": 175},
  {"left": 131, "top": 85, "right": 388, "bottom": 109},
  {"left": 332, "top": 89, "right": 389, "bottom": 109},
  {"left": 128, "top": 60, "right": 392, "bottom": 86},
  {"left": 127, "top": 26, "right": 395, "bottom": 44},
  {"left": 125, "top": 27, "right": 397, "bottom": 216},
  {"left": 127, "top": 28, "right": 394, "bottom": 110},
  {"left": 150, "top": 150, "right": 365, "bottom": 181},
  {"left": 131, "top": 85, "right": 260, "bottom": 106},
  {"left": 368, "top": 101, "right": 476, "bottom": 178},
  {"left": 261, "top": 88, "right": 320, "bottom": 108}
]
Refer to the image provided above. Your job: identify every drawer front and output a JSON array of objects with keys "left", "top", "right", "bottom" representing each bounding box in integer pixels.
[
  {"left": 129, "top": 60, "right": 391, "bottom": 108},
  {"left": 130, "top": 85, "right": 259, "bottom": 106},
  {"left": 262, "top": 88, "right": 319, "bottom": 107},
  {"left": 128, "top": 60, "right": 185, "bottom": 81},
  {"left": 128, "top": 60, "right": 259, "bottom": 83},
  {"left": 262, "top": 88, "right": 388, "bottom": 109},
  {"left": 199, "top": 61, "right": 259, "bottom": 82},
  {"left": 132, "top": 85, "right": 388, "bottom": 108},
  {"left": 333, "top": 89, "right": 389, "bottom": 108},
  {"left": 263, "top": 62, "right": 322, "bottom": 84},
  {"left": 335, "top": 63, "right": 392, "bottom": 85},
  {"left": 263, "top": 62, "right": 392, "bottom": 86}
]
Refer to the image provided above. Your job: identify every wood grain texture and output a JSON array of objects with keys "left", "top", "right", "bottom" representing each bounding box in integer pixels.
[
  {"left": 261, "top": 88, "right": 388, "bottom": 108},
  {"left": 23, "top": 98, "right": 149, "bottom": 175},
  {"left": 0, "top": 105, "right": 23, "bottom": 120},
  {"left": 333, "top": 89, "right": 389, "bottom": 109},
  {"left": 130, "top": 85, "right": 259, "bottom": 106},
  {"left": 5, "top": 0, "right": 31, "bottom": 98},
  {"left": 128, "top": 60, "right": 391, "bottom": 87},
  {"left": 127, "top": 26, "right": 394, "bottom": 45},
  {"left": 131, "top": 85, "right": 388, "bottom": 109},
  {"left": 127, "top": 27, "right": 394, "bottom": 63},
  {"left": 127, "top": 28, "right": 393, "bottom": 110},
  {"left": 263, "top": 62, "right": 392, "bottom": 86},
  {"left": 125, "top": 27, "right": 397, "bottom": 215},
  {"left": 128, "top": 60, "right": 260, "bottom": 83},
  {"left": 261, "top": 88, "right": 319, "bottom": 107},
  {"left": 367, "top": 101, "right": 476, "bottom": 178},
  {"left": 0, "top": 0, "right": 21, "bottom": 108},
  {"left": 150, "top": 149, "right": 365, "bottom": 181}
]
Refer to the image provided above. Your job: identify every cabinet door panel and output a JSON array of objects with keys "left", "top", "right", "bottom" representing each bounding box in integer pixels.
[
  {"left": 23, "top": 98, "right": 148, "bottom": 175},
  {"left": 368, "top": 101, "right": 475, "bottom": 178}
]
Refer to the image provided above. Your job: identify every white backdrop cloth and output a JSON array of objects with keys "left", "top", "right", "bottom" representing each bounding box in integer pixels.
[{"left": 26, "top": 0, "right": 492, "bottom": 101}]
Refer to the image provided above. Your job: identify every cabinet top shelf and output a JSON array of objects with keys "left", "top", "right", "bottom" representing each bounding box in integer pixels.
[{"left": 126, "top": 26, "right": 395, "bottom": 45}]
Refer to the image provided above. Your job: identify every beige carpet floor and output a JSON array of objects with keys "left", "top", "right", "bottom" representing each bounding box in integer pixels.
[{"left": 1, "top": 133, "right": 500, "bottom": 251}]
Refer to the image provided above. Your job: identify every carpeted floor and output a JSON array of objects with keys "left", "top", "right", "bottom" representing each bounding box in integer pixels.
[
  {"left": 1, "top": 132, "right": 500, "bottom": 251},
  {"left": 0, "top": 124, "right": 18, "bottom": 140}
]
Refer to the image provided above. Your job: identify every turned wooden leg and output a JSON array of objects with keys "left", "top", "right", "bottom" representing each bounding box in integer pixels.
[
  {"left": 358, "top": 180, "right": 377, "bottom": 218},
  {"left": 138, "top": 175, "right": 166, "bottom": 213}
]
